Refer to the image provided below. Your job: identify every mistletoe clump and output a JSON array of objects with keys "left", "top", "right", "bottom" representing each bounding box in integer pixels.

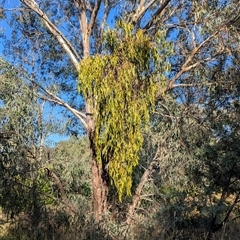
[{"left": 78, "top": 21, "right": 172, "bottom": 200}]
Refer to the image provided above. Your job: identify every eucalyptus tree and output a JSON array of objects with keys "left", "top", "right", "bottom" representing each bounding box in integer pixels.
[
  {"left": 0, "top": 58, "right": 49, "bottom": 238},
  {"left": 182, "top": 53, "right": 240, "bottom": 237},
  {"left": 0, "top": 58, "right": 40, "bottom": 182},
  {"left": 2, "top": 0, "right": 240, "bottom": 222}
]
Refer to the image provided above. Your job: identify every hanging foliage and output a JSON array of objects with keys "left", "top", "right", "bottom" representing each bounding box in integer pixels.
[{"left": 78, "top": 21, "right": 172, "bottom": 200}]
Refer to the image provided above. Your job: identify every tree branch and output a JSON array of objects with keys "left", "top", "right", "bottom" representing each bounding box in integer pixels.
[
  {"left": 88, "top": 0, "right": 102, "bottom": 35},
  {"left": 44, "top": 168, "right": 77, "bottom": 214},
  {"left": 13, "top": 177, "right": 77, "bottom": 214},
  {"left": 131, "top": 0, "right": 156, "bottom": 24},
  {"left": 99, "top": 0, "right": 110, "bottom": 50},
  {"left": 157, "top": 31, "right": 219, "bottom": 97},
  {"left": 1, "top": 57, "right": 89, "bottom": 131},
  {"left": 170, "top": 82, "right": 213, "bottom": 89},
  {"left": 41, "top": 93, "right": 88, "bottom": 131},
  {"left": 74, "top": 0, "right": 90, "bottom": 56},
  {"left": 144, "top": 0, "right": 171, "bottom": 30},
  {"left": 20, "top": 0, "right": 80, "bottom": 70},
  {"left": 126, "top": 148, "right": 160, "bottom": 224}
]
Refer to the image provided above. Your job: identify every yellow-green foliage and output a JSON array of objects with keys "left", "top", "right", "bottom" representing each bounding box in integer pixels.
[{"left": 78, "top": 21, "right": 172, "bottom": 200}]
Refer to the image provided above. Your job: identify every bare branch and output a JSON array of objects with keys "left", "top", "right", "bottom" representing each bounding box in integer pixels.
[
  {"left": 74, "top": 0, "right": 90, "bottom": 56},
  {"left": 100, "top": 0, "right": 110, "bottom": 41},
  {"left": 144, "top": 0, "right": 171, "bottom": 30},
  {"left": 20, "top": 0, "right": 80, "bottom": 70},
  {"left": 88, "top": 0, "right": 102, "bottom": 35},
  {"left": 227, "top": 6, "right": 240, "bottom": 27},
  {"left": 170, "top": 82, "right": 213, "bottom": 89},
  {"left": 131, "top": 0, "right": 156, "bottom": 24},
  {"left": 126, "top": 148, "right": 160, "bottom": 224},
  {"left": 7, "top": 58, "right": 89, "bottom": 131},
  {"left": 161, "top": 31, "right": 219, "bottom": 95},
  {"left": 41, "top": 93, "right": 88, "bottom": 131},
  {"left": 13, "top": 177, "right": 77, "bottom": 214},
  {"left": 44, "top": 168, "right": 77, "bottom": 214}
]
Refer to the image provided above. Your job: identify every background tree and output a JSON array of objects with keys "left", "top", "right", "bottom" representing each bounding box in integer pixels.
[
  {"left": 0, "top": 58, "right": 78, "bottom": 239},
  {"left": 0, "top": 58, "right": 49, "bottom": 238}
]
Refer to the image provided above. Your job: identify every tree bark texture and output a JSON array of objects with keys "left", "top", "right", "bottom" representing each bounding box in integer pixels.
[
  {"left": 91, "top": 157, "right": 109, "bottom": 220},
  {"left": 89, "top": 130, "right": 109, "bottom": 220}
]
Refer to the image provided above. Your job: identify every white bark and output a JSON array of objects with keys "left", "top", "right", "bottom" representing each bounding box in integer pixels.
[{"left": 20, "top": 0, "right": 81, "bottom": 70}]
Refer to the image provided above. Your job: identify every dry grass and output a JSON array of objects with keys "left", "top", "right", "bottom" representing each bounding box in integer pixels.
[{"left": 0, "top": 209, "right": 11, "bottom": 239}]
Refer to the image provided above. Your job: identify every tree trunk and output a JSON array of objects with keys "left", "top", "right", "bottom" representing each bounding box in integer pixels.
[
  {"left": 88, "top": 126, "right": 109, "bottom": 221},
  {"left": 91, "top": 157, "right": 109, "bottom": 220}
]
